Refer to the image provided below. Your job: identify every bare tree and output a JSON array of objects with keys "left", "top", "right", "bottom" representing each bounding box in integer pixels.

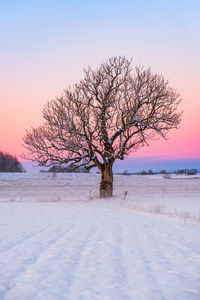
[{"left": 23, "top": 56, "right": 181, "bottom": 197}]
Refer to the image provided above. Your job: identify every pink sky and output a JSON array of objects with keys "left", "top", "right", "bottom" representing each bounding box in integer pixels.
[{"left": 1, "top": 73, "right": 199, "bottom": 161}]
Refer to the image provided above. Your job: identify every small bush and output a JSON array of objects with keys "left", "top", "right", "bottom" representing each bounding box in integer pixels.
[
  {"left": 160, "top": 170, "right": 167, "bottom": 174},
  {"left": 163, "top": 174, "right": 171, "bottom": 179},
  {"left": 122, "top": 170, "right": 130, "bottom": 175},
  {"left": 139, "top": 170, "right": 147, "bottom": 175}
]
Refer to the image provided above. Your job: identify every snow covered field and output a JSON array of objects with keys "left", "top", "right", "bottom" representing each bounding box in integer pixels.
[{"left": 0, "top": 173, "right": 200, "bottom": 299}]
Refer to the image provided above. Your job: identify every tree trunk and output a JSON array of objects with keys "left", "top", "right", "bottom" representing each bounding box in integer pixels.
[{"left": 100, "top": 164, "right": 113, "bottom": 198}]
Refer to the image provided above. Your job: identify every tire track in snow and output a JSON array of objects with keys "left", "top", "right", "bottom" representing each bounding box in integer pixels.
[
  {"left": 0, "top": 224, "right": 75, "bottom": 299},
  {"left": 143, "top": 220, "right": 200, "bottom": 299},
  {"left": 62, "top": 225, "right": 98, "bottom": 299},
  {"left": 2, "top": 223, "right": 98, "bottom": 300},
  {"left": 65, "top": 212, "right": 131, "bottom": 300},
  {"left": 133, "top": 218, "right": 169, "bottom": 300},
  {"left": 117, "top": 213, "right": 166, "bottom": 300},
  {"left": 120, "top": 211, "right": 200, "bottom": 299},
  {"left": 0, "top": 224, "right": 51, "bottom": 255}
]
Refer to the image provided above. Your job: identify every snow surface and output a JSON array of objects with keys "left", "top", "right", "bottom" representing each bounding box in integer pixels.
[{"left": 0, "top": 173, "right": 200, "bottom": 299}]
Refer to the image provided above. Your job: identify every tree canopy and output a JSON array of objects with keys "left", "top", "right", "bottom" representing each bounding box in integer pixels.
[{"left": 24, "top": 56, "right": 181, "bottom": 197}]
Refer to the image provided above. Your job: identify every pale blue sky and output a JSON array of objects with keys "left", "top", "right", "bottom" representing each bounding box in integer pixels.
[{"left": 1, "top": 0, "right": 199, "bottom": 75}]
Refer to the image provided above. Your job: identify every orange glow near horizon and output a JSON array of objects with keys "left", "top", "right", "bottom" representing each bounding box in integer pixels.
[
  {"left": 1, "top": 72, "right": 200, "bottom": 161},
  {"left": 1, "top": 91, "right": 200, "bottom": 161}
]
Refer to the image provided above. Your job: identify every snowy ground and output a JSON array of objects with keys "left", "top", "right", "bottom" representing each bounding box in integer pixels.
[{"left": 0, "top": 173, "right": 200, "bottom": 299}]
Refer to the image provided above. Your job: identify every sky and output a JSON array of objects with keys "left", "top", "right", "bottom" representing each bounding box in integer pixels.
[{"left": 0, "top": 0, "right": 200, "bottom": 170}]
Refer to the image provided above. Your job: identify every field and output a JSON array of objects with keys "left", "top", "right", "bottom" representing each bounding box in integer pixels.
[{"left": 0, "top": 173, "right": 200, "bottom": 299}]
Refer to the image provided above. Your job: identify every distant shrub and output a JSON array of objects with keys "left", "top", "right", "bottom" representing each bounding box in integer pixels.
[
  {"left": 148, "top": 169, "right": 154, "bottom": 174},
  {"left": 139, "top": 170, "right": 147, "bottom": 175},
  {"left": 185, "top": 169, "right": 197, "bottom": 175},
  {"left": 48, "top": 163, "right": 89, "bottom": 173},
  {"left": 176, "top": 169, "right": 197, "bottom": 175},
  {"left": 122, "top": 170, "right": 130, "bottom": 175},
  {"left": 163, "top": 174, "right": 171, "bottom": 179},
  {"left": 138, "top": 170, "right": 155, "bottom": 175},
  {"left": 176, "top": 169, "right": 185, "bottom": 175},
  {"left": 160, "top": 170, "right": 167, "bottom": 174},
  {"left": 0, "top": 151, "right": 24, "bottom": 172}
]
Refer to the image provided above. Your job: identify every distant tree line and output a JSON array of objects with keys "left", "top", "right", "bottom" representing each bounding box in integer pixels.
[
  {"left": 137, "top": 169, "right": 198, "bottom": 175},
  {"left": 0, "top": 151, "right": 24, "bottom": 172},
  {"left": 120, "top": 168, "right": 198, "bottom": 175},
  {"left": 48, "top": 163, "right": 89, "bottom": 173}
]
